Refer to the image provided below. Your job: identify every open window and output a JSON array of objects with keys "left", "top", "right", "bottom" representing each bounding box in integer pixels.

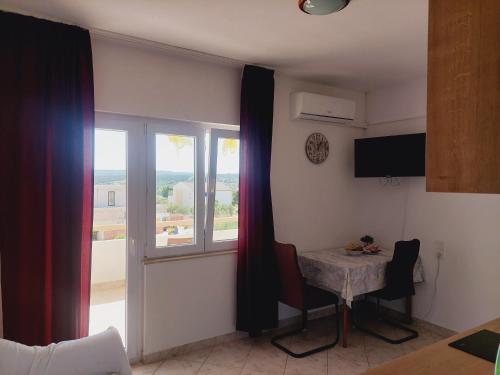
[
  {"left": 206, "top": 129, "right": 240, "bottom": 252},
  {"left": 147, "top": 122, "right": 206, "bottom": 257},
  {"left": 147, "top": 123, "right": 239, "bottom": 258}
]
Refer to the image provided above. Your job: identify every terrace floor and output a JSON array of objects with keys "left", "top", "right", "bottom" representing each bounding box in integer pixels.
[{"left": 89, "top": 281, "right": 126, "bottom": 344}]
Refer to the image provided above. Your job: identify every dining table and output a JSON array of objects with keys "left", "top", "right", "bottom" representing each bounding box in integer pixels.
[{"left": 298, "top": 247, "right": 425, "bottom": 347}]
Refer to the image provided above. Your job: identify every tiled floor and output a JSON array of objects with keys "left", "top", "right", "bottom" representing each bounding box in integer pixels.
[{"left": 132, "top": 317, "right": 451, "bottom": 375}]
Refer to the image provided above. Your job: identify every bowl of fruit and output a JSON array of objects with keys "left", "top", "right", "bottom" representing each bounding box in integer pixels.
[
  {"left": 344, "top": 242, "right": 364, "bottom": 256},
  {"left": 363, "top": 243, "right": 381, "bottom": 255}
]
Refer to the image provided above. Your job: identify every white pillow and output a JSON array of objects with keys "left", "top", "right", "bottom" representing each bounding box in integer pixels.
[{"left": 0, "top": 327, "right": 132, "bottom": 375}]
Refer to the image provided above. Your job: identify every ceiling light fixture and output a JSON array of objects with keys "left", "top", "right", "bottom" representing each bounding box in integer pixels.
[{"left": 298, "top": 0, "right": 350, "bottom": 15}]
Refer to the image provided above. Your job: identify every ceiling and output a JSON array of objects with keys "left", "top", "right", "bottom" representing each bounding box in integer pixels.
[{"left": 0, "top": 0, "right": 429, "bottom": 91}]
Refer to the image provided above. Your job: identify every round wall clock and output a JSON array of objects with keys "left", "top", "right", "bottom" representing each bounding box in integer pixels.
[{"left": 305, "top": 133, "right": 329, "bottom": 164}]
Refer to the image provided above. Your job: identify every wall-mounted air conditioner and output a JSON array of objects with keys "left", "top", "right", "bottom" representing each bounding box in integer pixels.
[{"left": 291, "top": 92, "right": 365, "bottom": 128}]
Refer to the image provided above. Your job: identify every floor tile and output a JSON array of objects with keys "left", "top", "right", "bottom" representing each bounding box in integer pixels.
[
  {"left": 285, "top": 351, "right": 327, "bottom": 375},
  {"left": 242, "top": 343, "right": 287, "bottom": 374},
  {"left": 131, "top": 315, "right": 447, "bottom": 375},
  {"left": 328, "top": 357, "right": 369, "bottom": 375},
  {"left": 131, "top": 361, "right": 163, "bottom": 375},
  {"left": 240, "top": 369, "right": 282, "bottom": 375},
  {"left": 328, "top": 341, "right": 369, "bottom": 375},
  {"left": 197, "top": 362, "right": 243, "bottom": 375},
  {"left": 204, "top": 339, "right": 253, "bottom": 369},
  {"left": 154, "top": 359, "right": 202, "bottom": 375},
  {"left": 365, "top": 345, "right": 405, "bottom": 367},
  {"left": 170, "top": 347, "right": 213, "bottom": 364}
]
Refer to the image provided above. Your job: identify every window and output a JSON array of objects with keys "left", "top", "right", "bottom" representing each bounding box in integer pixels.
[
  {"left": 107, "top": 191, "right": 116, "bottom": 206},
  {"left": 155, "top": 133, "right": 196, "bottom": 248},
  {"left": 91, "top": 129, "right": 127, "bottom": 345},
  {"left": 147, "top": 122, "right": 238, "bottom": 258},
  {"left": 206, "top": 129, "right": 239, "bottom": 251}
]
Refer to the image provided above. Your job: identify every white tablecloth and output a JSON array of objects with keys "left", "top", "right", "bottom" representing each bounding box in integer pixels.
[{"left": 298, "top": 248, "right": 425, "bottom": 307}]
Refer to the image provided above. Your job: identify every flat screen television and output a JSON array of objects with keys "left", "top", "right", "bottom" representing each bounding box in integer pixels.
[{"left": 354, "top": 133, "right": 426, "bottom": 177}]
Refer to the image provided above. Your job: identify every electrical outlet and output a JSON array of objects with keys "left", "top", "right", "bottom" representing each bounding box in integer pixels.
[{"left": 434, "top": 240, "right": 445, "bottom": 259}]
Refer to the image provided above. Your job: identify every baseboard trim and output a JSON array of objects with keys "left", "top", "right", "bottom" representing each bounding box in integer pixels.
[
  {"left": 358, "top": 300, "right": 456, "bottom": 338},
  {"left": 142, "top": 330, "right": 247, "bottom": 364},
  {"left": 412, "top": 317, "right": 456, "bottom": 337},
  {"left": 139, "top": 304, "right": 454, "bottom": 364},
  {"left": 141, "top": 307, "right": 336, "bottom": 364}
]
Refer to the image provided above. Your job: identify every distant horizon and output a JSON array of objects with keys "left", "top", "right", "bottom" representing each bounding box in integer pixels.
[
  {"left": 95, "top": 130, "right": 239, "bottom": 174},
  {"left": 95, "top": 169, "right": 238, "bottom": 174},
  {"left": 94, "top": 170, "right": 238, "bottom": 186}
]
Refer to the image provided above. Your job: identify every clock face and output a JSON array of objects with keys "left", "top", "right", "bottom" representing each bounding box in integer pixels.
[{"left": 305, "top": 133, "right": 329, "bottom": 164}]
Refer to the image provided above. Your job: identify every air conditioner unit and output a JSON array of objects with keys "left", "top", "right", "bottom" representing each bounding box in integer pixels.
[{"left": 291, "top": 92, "right": 364, "bottom": 127}]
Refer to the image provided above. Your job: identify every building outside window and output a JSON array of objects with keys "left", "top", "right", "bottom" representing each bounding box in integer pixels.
[{"left": 108, "top": 190, "right": 116, "bottom": 206}]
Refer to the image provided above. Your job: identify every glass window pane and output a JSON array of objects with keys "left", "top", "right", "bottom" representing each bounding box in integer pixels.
[
  {"left": 155, "top": 134, "right": 196, "bottom": 247},
  {"left": 213, "top": 137, "right": 239, "bottom": 242},
  {"left": 91, "top": 129, "right": 126, "bottom": 345}
]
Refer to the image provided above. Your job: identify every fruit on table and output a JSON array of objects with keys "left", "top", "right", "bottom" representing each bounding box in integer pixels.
[
  {"left": 364, "top": 244, "right": 380, "bottom": 253},
  {"left": 345, "top": 242, "right": 363, "bottom": 251}
]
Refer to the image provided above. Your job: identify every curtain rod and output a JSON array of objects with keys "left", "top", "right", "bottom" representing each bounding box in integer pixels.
[
  {"left": 90, "top": 28, "right": 251, "bottom": 68},
  {"left": 0, "top": 4, "right": 274, "bottom": 70},
  {"left": 90, "top": 28, "right": 277, "bottom": 71}
]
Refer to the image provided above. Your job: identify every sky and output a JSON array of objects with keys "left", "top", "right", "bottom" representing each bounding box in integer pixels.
[
  {"left": 94, "top": 129, "right": 239, "bottom": 174},
  {"left": 94, "top": 129, "right": 126, "bottom": 170}
]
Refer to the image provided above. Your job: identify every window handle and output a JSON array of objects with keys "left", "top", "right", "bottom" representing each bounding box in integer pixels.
[{"left": 129, "top": 237, "right": 136, "bottom": 257}]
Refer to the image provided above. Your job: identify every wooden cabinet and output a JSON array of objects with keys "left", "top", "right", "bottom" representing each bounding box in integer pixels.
[{"left": 426, "top": 0, "right": 500, "bottom": 193}]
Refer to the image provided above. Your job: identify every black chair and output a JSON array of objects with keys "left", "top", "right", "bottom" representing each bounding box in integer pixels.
[
  {"left": 271, "top": 241, "right": 340, "bottom": 358},
  {"left": 355, "top": 239, "right": 420, "bottom": 344}
]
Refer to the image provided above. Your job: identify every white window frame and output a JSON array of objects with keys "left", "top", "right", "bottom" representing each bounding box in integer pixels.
[
  {"left": 146, "top": 120, "right": 206, "bottom": 258},
  {"left": 94, "top": 112, "right": 145, "bottom": 362},
  {"left": 93, "top": 113, "right": 238, "bottom": 362},
  {"left": 205, "top": 129, "right": 240, "bottom": 252}
]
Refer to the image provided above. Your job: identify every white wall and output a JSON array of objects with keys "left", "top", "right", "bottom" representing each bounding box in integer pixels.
[
  {"left": 94, "top": 33, "right": 498, "bottom": 349},
  {"left": 272, "top": 75, "right": 366, "bottom": 320},
  {"left": 5, "top": 32, "right": 492, "bottom": 352},
  {"left": 7, "top": 29, "right": 493, "bottom": 351},
  {"left": 92, "top": 36, "right": 242, "bottom": 355},
  {"left": 360, "top": 79, "right": 500, "bottom": 332},
  {"left": 365, "top": 78, "right": 426, "bottom": 125},
  {"left": 92, "top": 36, "right": 241, "bottom": 126},
  {"left": 144, "top": 254, "right": 237, "bottom": 354},
  {"left": 92, "top": 35, "right": 367, "bottom": 354},
  {"left": 272, "top": 74, "right": 366, "bottom": 252},
  {"left": 91, "top": 240, "right": 126, "bottom": 284}
]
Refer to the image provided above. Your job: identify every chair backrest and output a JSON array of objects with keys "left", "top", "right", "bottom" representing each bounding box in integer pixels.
[
  {"left": 273, "top": 241, "right": 305, "bottom": 310},
  {"left": 385, "top": 239, "right": 420, "bottom": 298}
]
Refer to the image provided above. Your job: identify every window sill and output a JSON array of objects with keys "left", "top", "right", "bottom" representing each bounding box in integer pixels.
[{"left": 143, "top": 249, "right": 237, "bottom": 265}]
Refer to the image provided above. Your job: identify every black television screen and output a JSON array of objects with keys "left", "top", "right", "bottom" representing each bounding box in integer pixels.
[{"left": 355, "top": 133, "right": 426, "bottom": 177}]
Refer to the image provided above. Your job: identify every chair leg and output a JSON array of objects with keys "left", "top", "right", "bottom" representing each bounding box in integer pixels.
[
  {"left": 353, "top": 298, "right": 418, "bottom": 345},
  {"left": 271, "top": 304, "right": 340, "bottom": 358},
  {"left": 404, "top": 296, "right": 413, "bottom": 324},
  {"left": 342, "top": 302, "right": 350, "bottom": 348},
  {"left": 302, "top": 309, "right": 308, "bottom": 329}
]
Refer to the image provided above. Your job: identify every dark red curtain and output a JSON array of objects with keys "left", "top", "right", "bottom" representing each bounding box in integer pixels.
[
  {"left": 0, "top": 11, "right": 94, "bottom": 346},
  {"left": 236, "top": 65, "right": 277, "bottom": 335}
]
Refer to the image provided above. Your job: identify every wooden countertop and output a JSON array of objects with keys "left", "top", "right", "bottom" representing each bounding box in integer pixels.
[{"left": 363, "top": 318, "right": 500, "bottom": 375}]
